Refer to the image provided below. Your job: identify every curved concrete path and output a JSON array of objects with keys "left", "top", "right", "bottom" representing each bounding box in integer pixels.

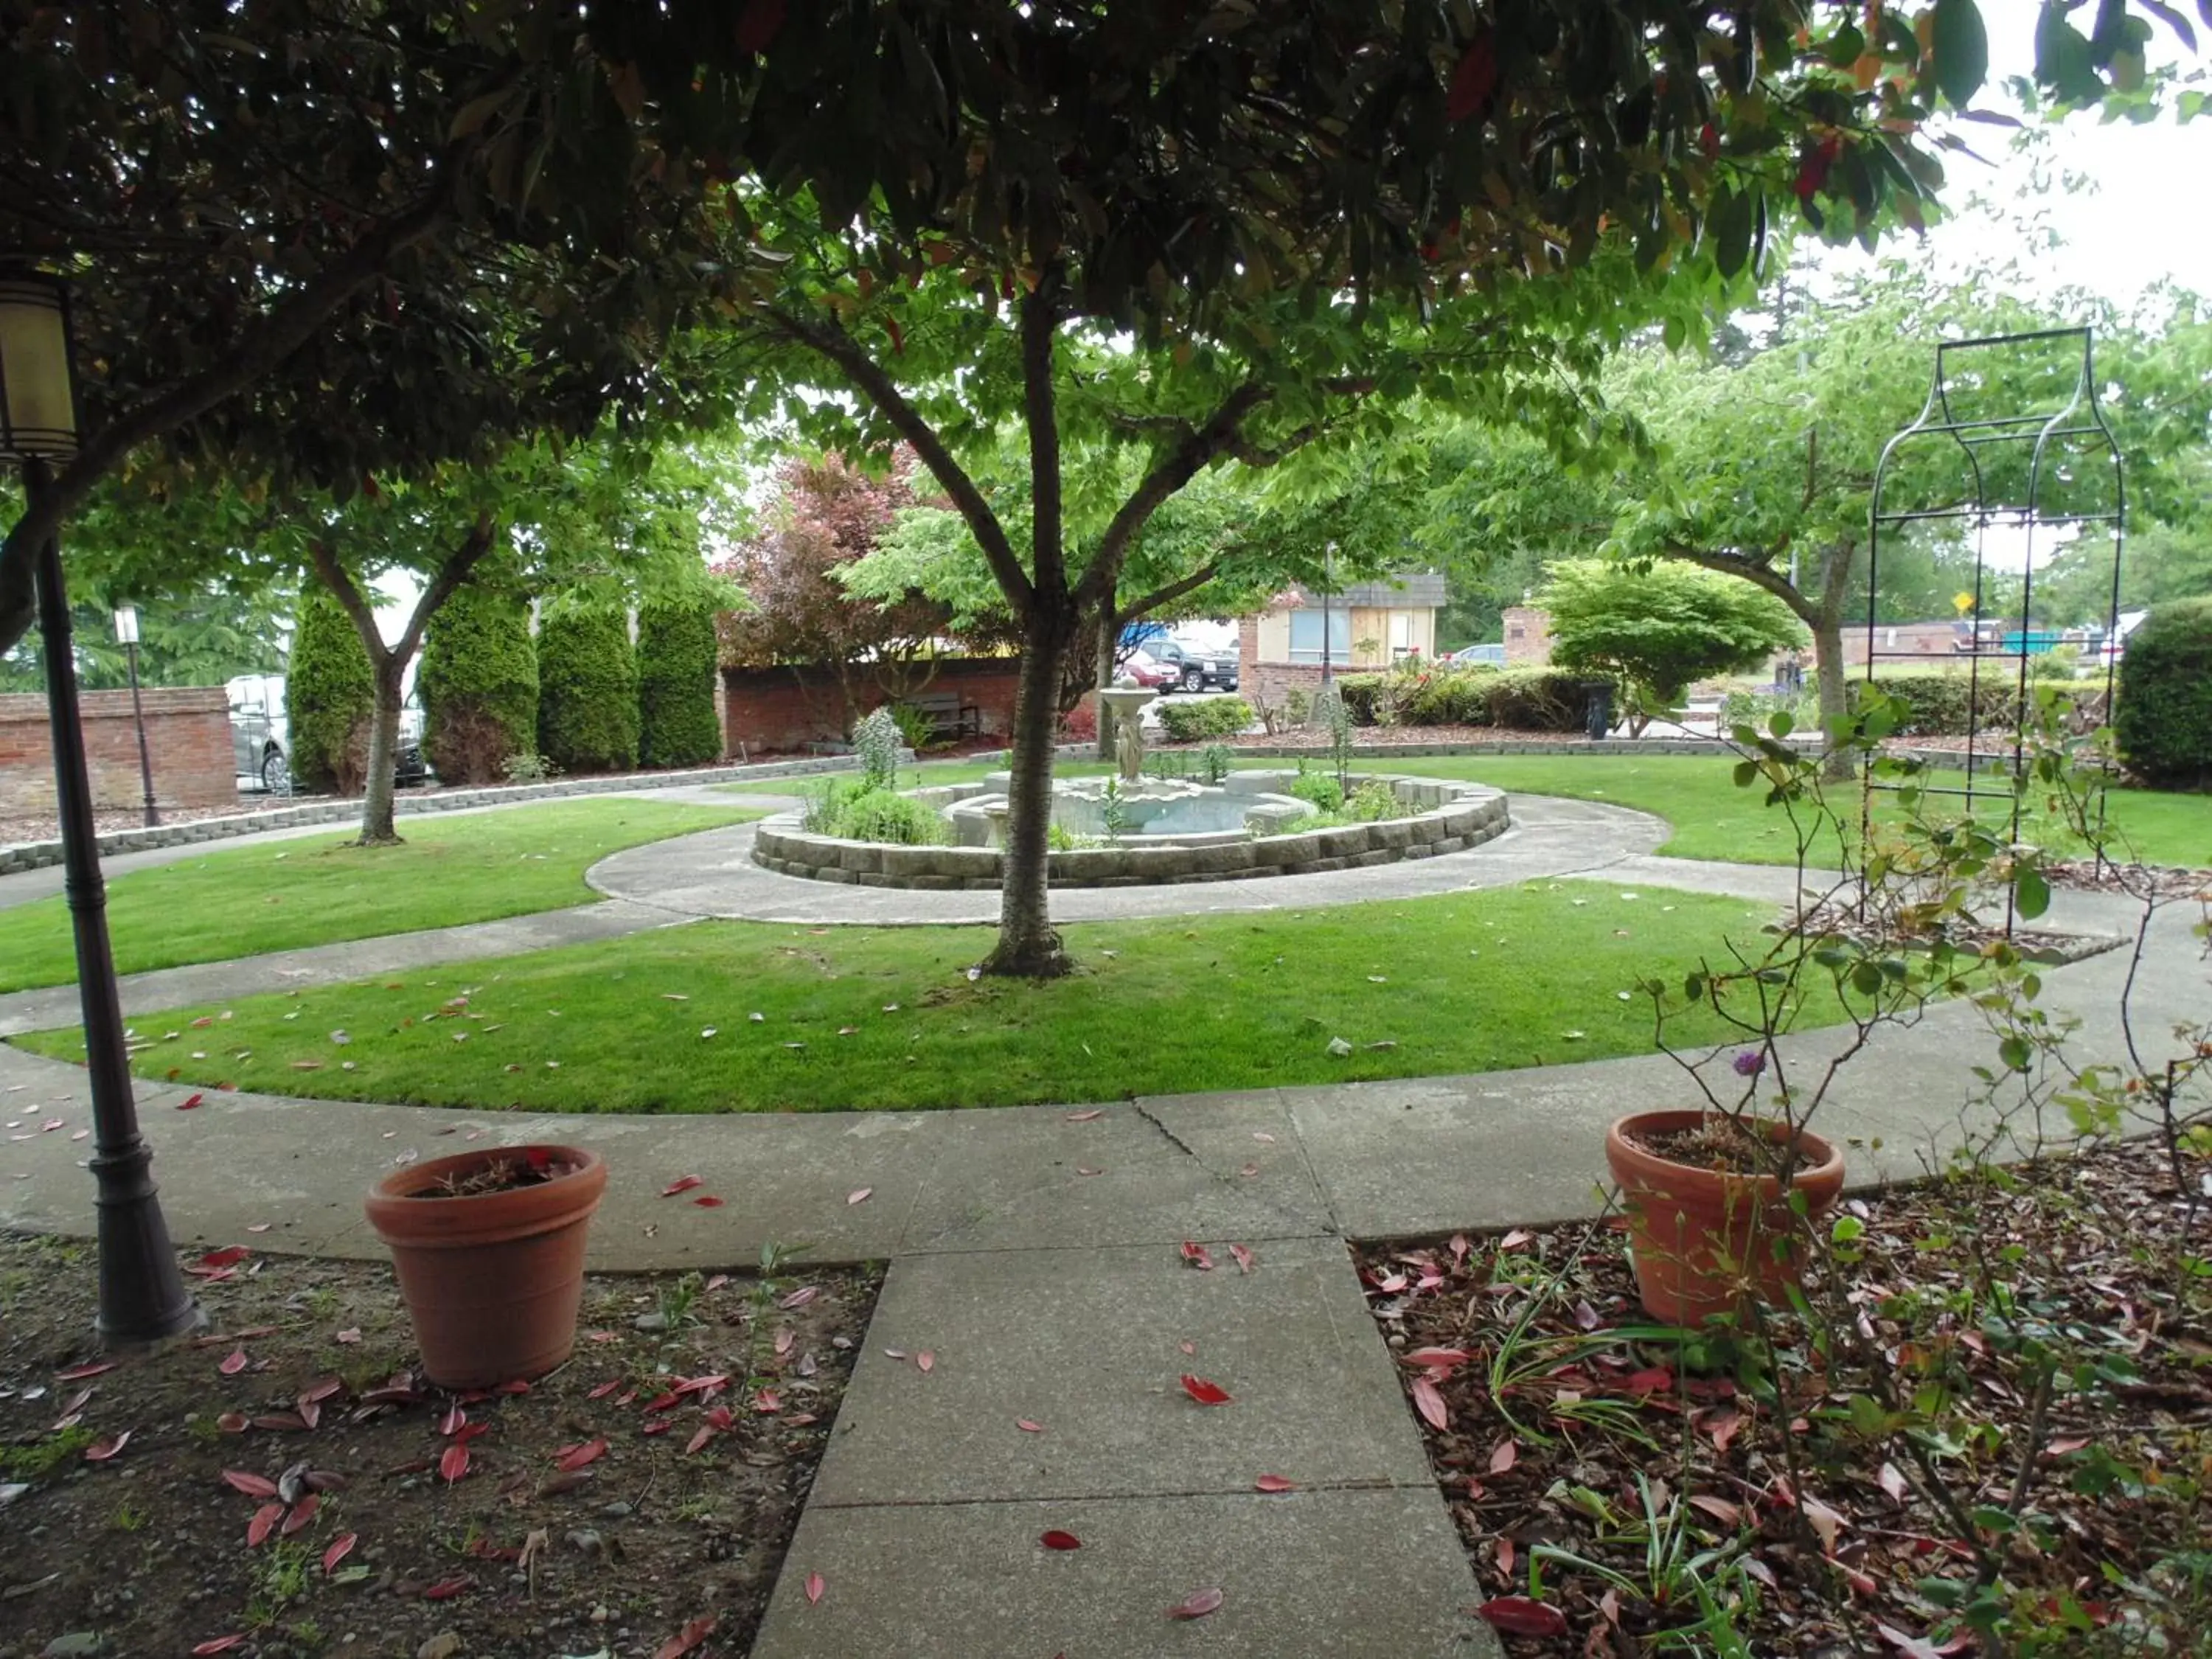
[{"left": 0, "top": 793, "right": 2197, "bottom": 1659}]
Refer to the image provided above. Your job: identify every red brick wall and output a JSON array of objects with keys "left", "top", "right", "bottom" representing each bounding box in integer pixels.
[
  {"left": 1502, "top": 605, "right": 1554, "bottom": 666},
  {"left": 718, "top": 658, "right": 1023, "bottom": 754},
  {"left": 0, "top": 686, "right": 237, "bottom": 813}
]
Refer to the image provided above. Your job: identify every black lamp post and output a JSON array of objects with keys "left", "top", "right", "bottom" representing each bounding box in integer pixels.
[
  {"left": 0, "top": 272, "right": 198, "bottom": 1344},
  {"left": 113, "top": 604, "right": 160, "bottom": 828}
]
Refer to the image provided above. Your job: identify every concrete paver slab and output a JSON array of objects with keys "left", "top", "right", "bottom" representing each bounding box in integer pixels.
[
  {"left": 809, "top": 1239, "right": 1428, "bottom": 1507},
  {"left": 751, "top": 1488, "right": 1500, "bottom": 1658}
]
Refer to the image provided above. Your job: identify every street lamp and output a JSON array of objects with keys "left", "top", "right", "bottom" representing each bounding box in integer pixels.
[
  {"left": 1321, "top": 540, "right": 1338, "bottom": 686},
  {"left": 0, "top": 273, "right": 198, "bottom": 1344},
  {"left": 112, "top": 604, "right": 160, "bottom": 828}
]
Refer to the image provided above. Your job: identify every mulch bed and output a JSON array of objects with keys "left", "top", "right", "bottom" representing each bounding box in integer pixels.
[
  {"left": 1357, "top": 1137, "right": 2212, "bottom": 1657},
  {"left": 0, "top": 1235, "right": 877, "bottom": 1659}
]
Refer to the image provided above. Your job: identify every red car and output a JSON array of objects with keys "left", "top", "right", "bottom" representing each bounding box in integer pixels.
[{"left": 1119, "top": 649, "right": 1176, "bottom": 689}]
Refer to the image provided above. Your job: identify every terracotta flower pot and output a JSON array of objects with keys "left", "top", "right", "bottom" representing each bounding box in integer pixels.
[
  {"left": 1604, "top": 1110, "right": 1845, "bottom": 1325},
  {"left": 366, "top": 1145, "right": 607, "bottom": 1389}
]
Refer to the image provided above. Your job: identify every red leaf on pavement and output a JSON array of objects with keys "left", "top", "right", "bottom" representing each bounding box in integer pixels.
[
  {"left": 1040, "top": 1530, "right": 1082, "bottom": 1551},
  {"left": 83, "top": 1431, "right": 131, "bottom": 1461},
  {"left": 54, "top": 1360, "right": 116, "bottom": 1382},
  {"left": 221, "top": 1470, "right": 279, "bottom": 1498},
  {"left": 281, "top": 1495, "right": 319, "bottom": 1534},
  {"left": 422, "top": 1575, "right": 473, "bottom": 1601},
  {"left": 641, "top": 1418, "right": 672, "bottom": 1436},
  {"left": 439, "top": 1442, "right": 470, "bottom": 1484},
  {"left": 1488, "top": 1439, "right": 1517, "bottom": 1474},
  {"left": 1179, "top": 1240, "right": 1214, "bottom": 1270},
  {"left": 587, "top": 1380, "right": 622, "bottom": 1400},
  {"left": 684, "top": 1425, "right": 716, "bottom": 1455},
  {"left": 1228, "top": 1243, "right": 1256, "bottom": 1274},
  {"left": 218, "top": 1348, "right": 248, "bottom": 1376},
  {"left": 661, "top": 1175, "right": 703, "bottom": 1197},
  {"left": 1065, "top": 1109, "right": 1105, "bottom": 1121},
  {"left": 1254, "top": 1474, "right": 1296, "bottom": 1492},
  {"left": 642, "top": 1391, "right": 683, "bottom": 1413},
  {"left": 704, "top": 1406, "right": 735, "bottom": 1430},
  {"left": 1166, "top": 1587, "right": 1225, "bottom": 1621},
  {"left": 915, "top": 1351, "right": 935, "bottom": 1374},
  {"left": 201, "top": 1245, "right": 251, "bottom": 1268},
  {"left": 322, "top": 1534, "right": 357, "bottom": 1574},
  {"left": 653, "top": 1614, "right": 718, "bottom": 1659},
  {"left": 1410, "top": 1377, "right": 1450, "bottom": 1432},
  {"left": 246, "top": 1502, "right": 284, "bottom": 1547},
  {"left": 846, "top": 1187, "right": 872, "bottom": 1206},
  {"left": 753, "top": 1389, "right": 782, "bottom": 1413},
  {"left": 1476, "top": 1597, "right": 1568, "bottom": 1636},
  {"left": 1017, "top": 1419, "right": 1046, "bottom": 1433},
  {"left": 692, "top": 1194, "right": 725, "bottom": 1208},
  {"left": 178, "top": 1093, "right": 206, "bottom": 1110},
  {"left": 804, "top": 1571, "right": 826, "bottom": 1606},
  {"left": 674, "top": 1374, "right": 729, "bottom": 1397},
  {"left": 1179, "top": 1374, "right": 1232, "bottom": 1405}
]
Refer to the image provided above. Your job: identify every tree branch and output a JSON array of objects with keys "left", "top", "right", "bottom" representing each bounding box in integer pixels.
[
  {"left": 302, "top": 537, "right": 392, "bottom": 669},
  {"left": 396, "top": 510, "right": 497, "bottom": 664},
  {"left": 763, "top": 305, "right": 1035, "bottom": 622},
  {"left": 1117, "top": 560, "right": 1223, "bottom": 626},
  {"left": 1020, "top": 273, "right": 1065, "bottom": 599},
  {"left": 1662, "top": 544, "right": 1822, "bottom": 627},
  {"left": 0, "top": 171, "right": 466, "bottom": 655}
]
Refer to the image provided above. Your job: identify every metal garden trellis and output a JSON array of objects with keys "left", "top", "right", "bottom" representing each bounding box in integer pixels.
[{"left": 1864, "top": 326, "right": 2125, "bottom": 933}]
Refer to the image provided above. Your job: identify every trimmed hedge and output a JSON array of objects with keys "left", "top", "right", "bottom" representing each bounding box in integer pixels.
[
  {"left": 636, "top": 600, "right": 723, "bottom": 768},
  {"left": 1157, "top": 695, "right": 1253, "bottom": 742},
  {"left": 419, "top": 581, "right": 538, "bottom": 785},
  {"left": 536, "top": 606, "right": 640, "bottom": 773},
  {"left": 1336, "top": 666, "right": 1593, "bottom": 732},
  {"left": 285, "top": 587, "right": 375, "bottom": 793},
  {"left": 2116, "top": 599, "right": 2212, "bottom": 787},
  {"left": 1853, "top": 673, "right": 2105, "bottom": 739}
]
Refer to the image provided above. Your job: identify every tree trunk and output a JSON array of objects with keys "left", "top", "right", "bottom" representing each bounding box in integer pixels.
[
  {"left": 1811, "top": 609, "right": 1854, "bottom": 782},
  {"left": 981, "top": 616, "right": 1073, "bottom": 978},
  {"left": 1095, "top": 608, "right": 1118, "bottom": 762},
  {"left": 358, "top": 657, "right": 405, "bottom": 846}
]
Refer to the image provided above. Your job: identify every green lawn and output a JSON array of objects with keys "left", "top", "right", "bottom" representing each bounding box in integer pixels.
[
  {"left": 1312, "top": 754, "right": 2211, "bottom": 870},
  {"left": 0, "top": 799, "right": 765, "bottom": 992},
  {"left": 13, "top": 882, "right": 1848, "bottom": 1113}
]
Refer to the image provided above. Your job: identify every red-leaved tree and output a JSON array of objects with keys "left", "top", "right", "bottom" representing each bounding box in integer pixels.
[{"left": 715, "top": 451, "right": 953, "bottom": 732}]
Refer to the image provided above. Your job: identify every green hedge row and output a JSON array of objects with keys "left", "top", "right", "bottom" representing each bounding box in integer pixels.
[
  {"left": 1156, "top": 695, "right": 1253, "bottom": 742},
  {"left": 1335, "top": 666, "right": 1596, "bottom": 732},
  {"left": 537, "top": 607, "right": 640, "bottom": 773},
  {"left": 2117, "top": 599, "right": 2212, "bottom": 787},
  {"left": 420, "top": 582, "right": 537, "bottom": 785},
  {"left": 1852, "top": 673, "right": 2105, "bottom": 739}
]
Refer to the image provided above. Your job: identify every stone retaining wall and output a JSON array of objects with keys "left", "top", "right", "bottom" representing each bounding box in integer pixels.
[
  {"left": 753, "top": 773, "right": 1510, "bottom": 890},
  {"left": 0, "top": 752, "right": 908, "bottom": 877}
]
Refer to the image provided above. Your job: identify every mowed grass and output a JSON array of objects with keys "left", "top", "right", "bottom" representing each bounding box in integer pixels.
[
  {"left": 13, "top": 881, "right": 1846, "bottom": 1113},
  {"left": 0, "top": 799, "right": 765, "bottom": 992}
]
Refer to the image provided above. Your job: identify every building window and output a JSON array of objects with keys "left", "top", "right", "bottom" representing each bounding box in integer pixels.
[{"left": 1287, "top": 608, "right": 1351, "bottom": 665}]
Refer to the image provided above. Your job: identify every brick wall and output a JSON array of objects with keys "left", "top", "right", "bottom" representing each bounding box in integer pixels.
[
  {"left": 718, "top": 658, "right": 1024, "bottom": 754},
  {"left": 1502, "top": 605, "right": 1554, "bottom": 666},
  {"left": 0, "top": 687, "right": 237, "bottom": 813}
]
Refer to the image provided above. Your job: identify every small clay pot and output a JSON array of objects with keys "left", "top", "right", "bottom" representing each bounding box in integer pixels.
[
  {"left": 1604, "top": 1110, "right": 1845, "bottom": 1325},
  {"left": 366, "top": 1145, "right": 607, "bottom": 1389}
]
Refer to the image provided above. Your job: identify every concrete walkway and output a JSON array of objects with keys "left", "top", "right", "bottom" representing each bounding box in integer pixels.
[{"left": 0, "top": 796, "right": 2199, "bottom": 1658}]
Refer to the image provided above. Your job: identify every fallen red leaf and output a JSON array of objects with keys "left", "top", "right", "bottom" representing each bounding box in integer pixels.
[
  {"left": 779, "top": 1285, "right": 819, "bottom": 1310},
  {"left": 1166, "top": 1587, "right": 1225, "bottom": 1621},
  {"left": 846, "top": 1187, "right": 872, "bottom": 1206},
  {"left": 804, "top": 1571, "right": 825, "bottom": 1606},
  {"left": 1040, "top": 1529, "right": 1082, "bottom": 1551},
  {"left": 754, "top": 1389, "right": 782, "bottom": 1413},
  {"left": 684, "top": 1424, "right": 716, "bottom": 1455},
  {"left": 1179, "top": 1240, "right": 1214, "bottom": 1270},
  {"left": 1016, "top": 1419, "right": 1046, "bottom": 1433},
  {"left": 323, "top": 1534, "right": 357, "bottom": 1574},
  {"left": 296, "top": 1400, "right": 321, "bottom": 1431},
  {"left": 554, "top": 1439, "right": 611, "bottom": 1476},
  {"left": 1877, "top": 1461, "right": 1910, "bottom": 1503},
  {"left": 217, "top": 1413, "right": 249, "bottom": 1435},
  {"left": 1688, "top": 1493, "right": 1742, "bottom": 1527},
  {"left": 587, "top": 1379, "right": 622, "bottom": 1400},
  {"left": 916, "top": 1351, "right": 935, "bottom": 1374},
  {"left": 218, "top": 1348, "right": 248, "bottom": 1377},
  {"left": 660, "top": 1175, "right": 703, "bottom": 1197},
  {"left": 438, "top": 1404, "right": 467, "bottom": 1436},
  {"left": 641, "top": 1418, "right": 672, "bottom": 1436},
  {"left": 1401, "top": 1346, "right": 1472, "bottom": 1371},
  {"left": 1476, "top": 1596, "right": 1568, "bottom": 1636},
  {"left": 692, "top": 1194, "right": 725, "bottom": 1208},
  {"left": 83, "top": 1431, "right": 131, "bottom": 1462},
  {"left": 1065, "top": 1109, "right": 1105, "bottom": 1121},
  {"left": 201, "top": 1245, "right": 251, "bottom": 1268},
  {"left": 1179, "top": 1374, "right": 1233, "bottom": 1405},
  {"left": 246, "top": 1502, "right": 284, "bottom": 1547},
  {"left": 674, "top": 1374, "right": 728, "bottom": 1397},
  {"left": 1623, "top": 1366, "right": 1674, "bottom": 1396},
  {"left": 54, "top": 1360, "right": 116, "bottom": 1382},
  {"left": 1498, "top": 1228, "right": 1534, "bottom": 1251},
  {"left": 1410, "top": 1377, "right": 1450, "bottom": 1432},
  {"left": 1228, "top": 1243, "right": 1256, "bottom": 1274},
  {"left": 221, "top": 1470, "right": 279, "bottom": 1498},
  {"left": 1874, "top": 1624, "right": 1950, "bottom": 1659},
  {"left": 299, "top": 1377, "right": 344, "bottom": 1405},
  {"left": 282, "top": 1495, "right": 319, "bottom": 1534},
  {"left": 422, "top": 1575, "right": 473, "bottom": 1601},
  {"left": 1498, "top": 1537, "right": 1517, "bottom": 1579},
  {"left": 334, "top": 1328, "right": 361, "bottom": 1345},
  {"left": 191, "top": 1638, "right": 245, "bottom": 1656},
  {"left": 178, "top": 1093, "right": 205, "bottom": 1110},
  {"left": 653, "top": 1614, "right": 718, "bottom": 1659},
  {"left": 1254, "top": 1474, "right": 1295, "bottom": 1492},
  {"left": 1488, "top": 1439, "right": 1517, "bottom": 1474},
  {"left": 1705, "top": 1406, "right": 1744, "bottom": 1453},
  {"left": 643, "top": 1391, "right": 683, "bottom": 1414},
  {"left": 439, "top": 1442, "right": 470, "bottom": 1484}
]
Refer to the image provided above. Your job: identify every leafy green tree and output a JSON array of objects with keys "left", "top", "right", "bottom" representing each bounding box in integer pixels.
[
  {"left": 636, "top": 599, "right": 726, "bottom": 768},
  {"left": 419, "top": 577, "right": 539, "bottom": 785},
  {"left": 536, "top": 604, "right": 639, "bottom": 774},
  {"left": 1540, "top": 558, "right": 1806, "bottom": 734},
  {"left": 2115, "top": 597, "right": 2212, "bottom": 787},
  {"left": 283, "top": 588, "right": 375, "bottom": 795}
]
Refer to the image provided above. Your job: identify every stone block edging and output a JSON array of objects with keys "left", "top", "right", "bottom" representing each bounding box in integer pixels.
[
  {"left": 0, "top": 752, "right": 908, "bottom": 877},
  {"left": 754, "top": 772, "right": 1510, "bottom": 890}
]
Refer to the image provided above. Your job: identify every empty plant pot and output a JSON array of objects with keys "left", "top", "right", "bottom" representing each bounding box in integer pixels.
[
  {"left": 366, "top": 1144, "right": 607, "bottom": 1389},
  {"left": 1604, "top": 1110, "right": 1846, "bottom": 1325}
]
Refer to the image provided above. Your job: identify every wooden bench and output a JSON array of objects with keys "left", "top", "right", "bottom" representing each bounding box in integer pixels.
[{"left": 907, "top": 689, "right": 982, "bottom": 741}]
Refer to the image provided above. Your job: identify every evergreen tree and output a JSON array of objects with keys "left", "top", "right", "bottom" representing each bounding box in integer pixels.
[
  {"left": 284, "top": 588, "right": 375, "bottom": 794},
  {"left": 536, "top": 605, "right": 639, "bottom": 773},
  {"left": 420, "top": 579, "right": 538, "bottom": 785},
  {"left": 636, "top": 599, "right": 723, "bottom": 768}
]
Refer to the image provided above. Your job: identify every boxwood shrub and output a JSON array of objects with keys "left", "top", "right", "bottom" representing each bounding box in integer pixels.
[{"left": 2116, "top": 599, "right": 2212, "bottom": 787}]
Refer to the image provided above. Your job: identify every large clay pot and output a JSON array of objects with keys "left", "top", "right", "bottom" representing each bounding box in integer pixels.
[
  {"left": 1604, "top": 1110, "right": 1845, "bottom": 1324},
  {"left": 366, "top": 1145, "right": 607, "bottom": 1389}
]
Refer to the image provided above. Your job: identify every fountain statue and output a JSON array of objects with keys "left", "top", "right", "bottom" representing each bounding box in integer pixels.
[{"left": 1096, "top": 684, "right": 1158, "bottom": 783}]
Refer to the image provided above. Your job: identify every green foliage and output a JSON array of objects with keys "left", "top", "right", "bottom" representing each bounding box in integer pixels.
[
  {"left": 1301, "top": 778, "right": 1405, "bottom": 827},
  {"left": 635, "top": 600, "right": 724, "bottom": 768},
  {"left": 1857, "top": 673, "right": 2104, "bottom": 739},
  {"left": 535, "top": 606, "right": 639, "bottom": 774},
  {"left": 1287, "top": 770, "right": 1344, "bottom": 813},
  {"left": 2117, "top": 598, "right": 2212, "bottom": 787},
  {"left": 883, "top": 701, "right": 938, "bottom": 756},
  {"left": 1337, "top": 665, "right": 1593, "bottom": 732},
  {"left": 808, "top": 781, "right": 945, "bottom": 846},
  {"left": 284, "top": 587, "right": 375, "bottom": 795},
  {"left": 1199, "top": 742, "right": 1234, "bottom": 783},
  {"left": 419, "top": 579, "right": 538, "bottom": 785},
  {"left": 1541, "top": 559, "right": 1806, "bottom": 709},
  {"left": 1157, "top": 696, "right": 1253, "bottom": 742},
  {"left": 854, "top": 706, "right": 904, "bottom": 790}
]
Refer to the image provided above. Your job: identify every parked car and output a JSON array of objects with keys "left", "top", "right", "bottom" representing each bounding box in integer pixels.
[
  {"left": 226, "top": 675, "right": 430, "bottom": 794},
  {"left": 1446, "top": 644, "right": 1506, "bottom": 667},
  {"left": 1144, "top": 636, "right": 1240, "bottom": 693},
  {"left": 1117, "top": 649, "right": 1177, "bottom": 689}
]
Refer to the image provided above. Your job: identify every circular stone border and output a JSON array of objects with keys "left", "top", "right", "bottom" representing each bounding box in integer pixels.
[{"left": 750, "top": 771, "right": 1510, "bottom": 891}]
